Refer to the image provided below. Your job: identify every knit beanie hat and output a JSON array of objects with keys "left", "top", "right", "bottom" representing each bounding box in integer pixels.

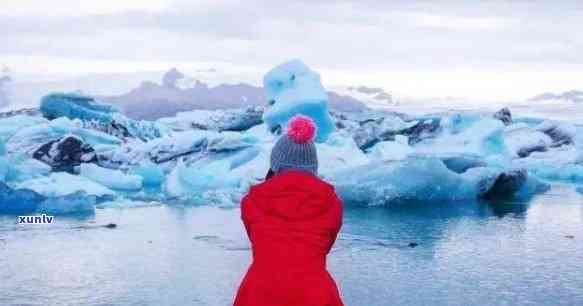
[{"left": 270, "top": 115, "right": 318, "bottom": 175}]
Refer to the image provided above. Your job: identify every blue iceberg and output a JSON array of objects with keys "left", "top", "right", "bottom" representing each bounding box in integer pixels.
[
  {"left": 329, "top": 157, "right": 546, "bottom": 206},
  {"left": 37, "top": 191, "right": 96, "bottom": 215},
  {"left": 130, "top": 161, "right": 166, "bottom": 187},
  {"left": 262, "top": 60, "right": 334, "bottom": 142},
  {"left": 40, "top": 93, "right": 118, "bottom": 122},
  {"left": 40, "top": 93, "right": 170, "bottom": 141},
  {"left": 80, "top": 163, "right": 143, "bottom": 191},
  {"left": 0, "top": 182, "right": 45, "bottom": 214}
]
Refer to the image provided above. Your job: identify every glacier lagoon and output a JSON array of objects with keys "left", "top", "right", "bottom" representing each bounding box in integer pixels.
[
  {"left": 1, "top": 185, "right": 582, "bottom": 306},
  {"left": 1, "top": 60, "right": 583, "bottom": 305}
]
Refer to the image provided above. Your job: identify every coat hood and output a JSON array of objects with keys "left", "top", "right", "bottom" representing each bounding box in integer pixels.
[{"left": 249, "top": 170, "right": 336, "bottom": 221}]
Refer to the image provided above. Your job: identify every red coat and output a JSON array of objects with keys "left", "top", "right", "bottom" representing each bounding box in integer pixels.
[{"left": 234, "top": 170, "right": 344, "bottom": 306}]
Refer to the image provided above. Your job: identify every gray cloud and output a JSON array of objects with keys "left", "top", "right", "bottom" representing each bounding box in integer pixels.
[{"left": 2, "top": 0, "right": 583, "bottom": 99}]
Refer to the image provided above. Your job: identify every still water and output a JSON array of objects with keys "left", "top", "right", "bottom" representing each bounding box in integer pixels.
[{"left": 1, "top": 185, "right": 582, "bottom": 306}]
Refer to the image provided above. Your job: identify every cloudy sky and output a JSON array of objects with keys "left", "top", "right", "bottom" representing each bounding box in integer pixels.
[{"left": 2, "top": 0, "right": 583, "bottom": 100}]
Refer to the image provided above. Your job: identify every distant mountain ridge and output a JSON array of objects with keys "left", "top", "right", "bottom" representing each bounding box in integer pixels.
[
  {"left": 342, "top": 86, "right": 394, "bottom": 106},
  {"left": 529, "top": 90, "right": 583, "bottom": 103},
  {"left": 100, "top": 69, "right": 369, "bottom": 120}
]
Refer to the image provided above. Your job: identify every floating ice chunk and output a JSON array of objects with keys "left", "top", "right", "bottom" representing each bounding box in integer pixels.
[
  {"left": 40, "top": 93, "right": 118, "bottom": 122},
  {"left": 330, "top": 157, "right": 491, "bottom": 206},
  {"left": 438, "top": 154, "right": 487, "bottom": 174},
  {"left": 318, "top": 133, "right": 369, "bottom": 175},
  {"left": 368, "top": 140, "right": 414, "bottom": 161},
  {"left": 32, "top": 134, "right": 97, "bottom": 172},
  {"left": 5, "top": 154, "right": 51, "bottom": 182},
  {"left": 262, "top": 59, "right": 334, "bottom": 142},
  {"left": 512, "top": 144, "right": 582, "bottom": 183},
  {"left": 228, "top": 145, "right": 271, "bottom": 184},
  {"left": 130, "top": 161, "right": 165, "bottom": 187},
  {"left": 244, "top": 123, "right": 276, "bottom": 142},
  {"left": 329, "top": 156, "right": 541, "bottom": 206},
  {"left": 110, "top": 112, "right": 172, "bottom": 141},
  {"left": 528, "top": 163, "right": 583, "bottom": 183},
  {"left": 504, "top": 124, "right": 552, "bottom": 158},
  {"left": 0, "top": 182, "right": 45, "bottom": 214},
  {"left": 535, "top": 120, "right": 577, "bottom": 147},
  {"left": 207, "top": 132, "right": 258, "bottom": 152},
  {"left": 100, "top": 130, "right": 208, "bottom": 166},
  {"left": 105, "top": 130, "right": 258, "bottom": 167},
  {"left": 442, "top": 112, "right": 482, "bottom": 134},
  {"left": 492, "top": 107, "right": 513, "bottom": 126},
  {"left": 353, "top": 115, "right": 418, "bottom": 149},
  {"left": 165, "top": 159, "right": 240, "bottom": 198},
  {"left": 80, "top": 163, "right": 143, "bottom": 190},
  {"left": 37, "top": 191, "right": 96, "bottom": 215},
  {"left": 158, "top": 107, "right": 263, "bottom": 132},
  {"left": 229, "top": 147, "right": 261, "bottom": 170},
  {"left": 0, "top": 115, "right": 48, "bottom": 140},
  {"left": 16, "top": 172, "right": 115, "bottom": 198},
  {"left": 416, "top": 118, "right": 507, "bottom": 157},
  {"left": 40, "top": 93, "right": 170, "bottom": 141},
  {"left": 7, "top": 117, "right": 121, "bottom": 155}
]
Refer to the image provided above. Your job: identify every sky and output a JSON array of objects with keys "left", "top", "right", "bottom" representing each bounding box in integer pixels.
[{"left": 1, "top": 0, "right": 583, "bottom": 100}]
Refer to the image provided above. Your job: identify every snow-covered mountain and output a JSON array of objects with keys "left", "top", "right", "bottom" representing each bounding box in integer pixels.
[
  {"left": 529, "top": 90, "right": 583, "bottom": 103},
  {"left": 334, "top": 85, "right": 395, "bottom": 107}
]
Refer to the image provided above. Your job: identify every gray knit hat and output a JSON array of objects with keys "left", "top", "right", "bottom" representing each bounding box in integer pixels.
[{"left": 270, "top": 115, "right": 318, "bottom": 175}]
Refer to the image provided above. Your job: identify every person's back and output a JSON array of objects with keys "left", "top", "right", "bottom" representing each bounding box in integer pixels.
[{"left": 234, "top": 115, "right": 344, "bottom": 306}]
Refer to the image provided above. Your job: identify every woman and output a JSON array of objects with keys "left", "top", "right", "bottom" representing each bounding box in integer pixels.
[{"left": 234, "top": 115, "right": 344, "bottom": 306}]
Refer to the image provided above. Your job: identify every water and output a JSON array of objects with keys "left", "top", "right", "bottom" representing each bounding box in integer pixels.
[{"left": 1, "top": 185, "right": 582, "bottom": 306}]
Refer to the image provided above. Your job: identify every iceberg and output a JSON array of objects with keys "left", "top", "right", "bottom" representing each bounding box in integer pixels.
[
  {"left": 577, "top": 186, "right": 583, "bottom": 195},
  {"left": 528, "top": 163, "right": 583, "bottom": 183},
  {"left": 441, "top": 112, "right": 481, "bottom": 134},
  {"left": 0, "top": 115, "right": 48, "bottom": 141},
  {"left": 535, "top": 120, "right": 576, "bottom": 147},
  {"left": 165, "top": 159, "right": 240, "bottom": 198},
  {"left": 504, "top": 123, "right": 552, "bottom": 158},
  {"left": 15, "top": 172, "right": 115, "bottom": 199},
  {"left": 352, "top": 115, "right": 418, "bottom": 149},
  {"left": 493, "top": 107, "right": 513, "bottom": 126},
  {"left": 262, "top": 60, "right": 335, "bottom": 142},
  {"left": 0, "top": 182, "right": 45, "bottom": 214},
  {"left": 102, "top": 130, "right": 210, "bottom": 167},
  {"left": 7, "top": 117, "right": 121, "bottom": 156},
  {"left": 5, "top": 154, "right": 51, "bottom": 182},
  {"left": 80, "top": 163, "right": 143, "bottom": 191},
  {"left": 329, "top": 157, "right": 491, "bottom": 206},
  {"left": 37, "top": 191, "right": 96, "bottom": 215},
  {"left": 130, "top": 161, "right": 165, "bottom": 187},
  {"left": 416, "top": 118, "right": 507, "bottom": 157},
  {"left": 40, "top": 93, "right": 170, "bottom": 141},
  {"left": 33, "top": 135, "right": 97, "bottom": 172},
  {"left": 368, "top": 139, "right": 414, "bottom": 161},
  {"left": 103, "top": 130, "right": 258, "bottom": 168},
  {"left": 329, "top": 157, "right": 545, "bottom": 206},
  {"left": 158, "top": 107, "right": 263, "bottom": 132},
  {"left": 438, "top": 154, "right": 487, "bottom": 174},
  {"left": 40, "top": 93, "right": 119, "bottom": 122},
  {"left": 318, "top": 133, "right": 370, "bottom": 175}
]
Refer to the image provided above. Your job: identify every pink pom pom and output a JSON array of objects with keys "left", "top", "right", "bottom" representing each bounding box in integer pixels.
[{"left": 287, "top": 115, "right": 316, "bottom": 144}]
